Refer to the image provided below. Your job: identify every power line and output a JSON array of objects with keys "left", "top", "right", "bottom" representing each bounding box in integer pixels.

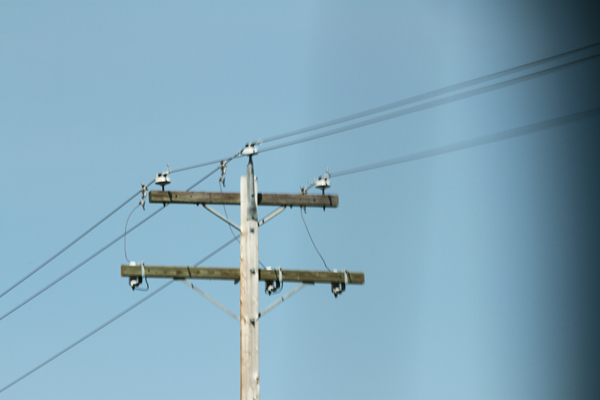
[
  {"left": 260, "top": 53, "right": 600, "bottom": 154},
  {"left": 0, "top": 150, "right": 237, "bottom": 300},
  {"left": 193, "top": 236, "right": 239, "bottom": 267},
  {"left": 259, "top": 42, "right": 600, "bottom": 145},
  {"left": 170, "top": 150, "right": 244, "bottom": 176},
  {"left": 329, "top": 107, "right": 600, "bottom": 179},
  {"left": 0, "top": 207, "right": 166, "bottom": 323},
  {"left": 0, "top": 167, "right": 220, "bottom": 323},
  {"left": 136, "top": 44, "right": 600, "bottom": 178},
  {"left": 170, "top": 156, "right": 234, "bottom": 174},
  {"left": 123, "top": 204, "right": 141, "bottom": 263},
  {"left": 0, "top": 190, "right": 141, "bottom": 300},
  {"left": 82, "top": 44, "right": 600, "bottom": 184},
  {"left": 0, "top": 235, "right": 240, "bottom": 395},
  {"left": 300, "top": 209, "right": 331, "bottom": 272},
  {"left": 0, "top": 281, "right": 172, "bottom": 395}
]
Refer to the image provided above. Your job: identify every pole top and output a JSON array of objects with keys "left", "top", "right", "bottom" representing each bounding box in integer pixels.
[{"left": 241, "top": 143, "right": 259, "bottom": 157}]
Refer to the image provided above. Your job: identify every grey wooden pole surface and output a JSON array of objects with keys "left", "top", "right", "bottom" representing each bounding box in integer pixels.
[{"left": 240, "top": 161, "right": 260, "bottom": 400}]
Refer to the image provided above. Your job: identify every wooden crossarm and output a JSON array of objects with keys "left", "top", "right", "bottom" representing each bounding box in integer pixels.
[
  {"left": 148, "top": 191, "right": 339, "bottom": 208},
  {"left": 121, "top": 265, "right": 364, "bottom": 284}
]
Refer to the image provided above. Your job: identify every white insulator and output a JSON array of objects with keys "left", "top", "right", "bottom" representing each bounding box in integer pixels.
[
  {"left": 241, "top": 144, "right": 258, "bottom": 156},
  {"left": 315, "top": 176, "right": 331, "bottom": 190},
  {"left": 155, "top": 173, "right": 171, "bottom": 187}
]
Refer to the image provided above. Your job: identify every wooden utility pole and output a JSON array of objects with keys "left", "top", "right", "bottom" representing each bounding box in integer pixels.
[
  {"left": 121, "top": 155, "right": 364, "bottom": 400},
  {"left": 240, "top": 159, "right": 260, "bottom": 399}
]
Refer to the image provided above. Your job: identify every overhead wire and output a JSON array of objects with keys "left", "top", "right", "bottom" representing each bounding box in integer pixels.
[
  {"left": 3, "top": 43, "right": 597, "bottom": 324},
  {"left": 118, "top": 44, "right": 600, "bottom": 180},
  {"left": 170, "top": 155, "right": 237, "bottom": 174},
  {"left": 300, "top": 209, "right": 331, "bottom": 272},
  {"left": 259, "top": 41, "right": 600, "bottom": 145},
  {"left": 260, "top": 52, "right": 600, "bottom": 154},
  {"left": 0, "top": 150, "right": 240, "bottom": 300},
  {"left": 5, "top": 104, "right": 592, "bottom": 390},
  {"left": 329, "top": 107, "right": 600, "bottom": 179},
  {"left": 0, "top": 281, "right": 173, "bottom": 395},
  {"left": 0, "top": 166, "right": 222, "bottom": 323},
  {"left": 0, "top": 234, "right": 240, "bottom": 395},
  {"left": 2, "top": 43, "right": 597, "bottom": 395},
  {"left": 123, "top": 204, "right": 140, "bottom": 263},
  {"left": 0, "top": 189, "right": 142, "bottom": 299},
  {"left": 0, "top": 207, "right": 165, "bottom": 323},
  {"left": 219, "top": 181, "right": 240, "bottom": 242}
]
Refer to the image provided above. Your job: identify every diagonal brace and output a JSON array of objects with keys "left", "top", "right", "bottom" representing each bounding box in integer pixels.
[
  {"left": 259, "top": 206, "right": 285, "bottom": 226},
  {"left": 181, "top": 279, "right": 239, "bottom": 322},
  {"left": 259, "top": 283, "right": 312, "bottom": 319},
  {"left": 202, "top": 204, "right": 241, "bottom": 231}
]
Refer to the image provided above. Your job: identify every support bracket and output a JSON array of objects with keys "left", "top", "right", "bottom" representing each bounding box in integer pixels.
[
  {"left": 202, "top": 204, "right": 241, "bottom": 231},
  {"left": 181, "top": 279, "right": 240, "bottom": 322}
]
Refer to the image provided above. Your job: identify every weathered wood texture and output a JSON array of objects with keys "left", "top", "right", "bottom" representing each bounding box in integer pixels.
[
  {"left": 149, "top": 191, "right": 338, "bottom": 208},
  {"left": 121, "top": 265, "right": 239, "bottom": 280},
  {"left": 240, "top": 174, "right": 260, "bottom": 400},
  {"left": 121, "top": 265, "right": 364, "bottom": 284},
  {"left": 259, "top": 269, "right": 365, "bottom": 284},
  {"left": 150, "top": 191, "right": 240, "bottom": 205}
]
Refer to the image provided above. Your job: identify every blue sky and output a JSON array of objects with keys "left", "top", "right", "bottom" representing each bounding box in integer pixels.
[{"left": 1, "top": 2, "right": 599, "bottom": 399}]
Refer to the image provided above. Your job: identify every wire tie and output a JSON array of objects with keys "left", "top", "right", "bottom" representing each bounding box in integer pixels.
[
  {"left": 139, "top": 183, "right": 148, "bottom": 210},
  {"left": 219, "top": 160, "right": 227, "bottom": 187}
]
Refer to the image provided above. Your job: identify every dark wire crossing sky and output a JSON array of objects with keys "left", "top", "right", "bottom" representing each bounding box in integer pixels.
[{"left": 1, "top": 2, "right": 599, "bottom": 399}]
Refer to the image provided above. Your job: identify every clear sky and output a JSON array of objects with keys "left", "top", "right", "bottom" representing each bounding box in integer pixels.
[{"left": 1, "top": 1, "right": 599, "bottom": 399}]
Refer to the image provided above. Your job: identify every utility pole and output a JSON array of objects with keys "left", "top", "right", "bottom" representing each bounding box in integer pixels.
[
  {"left": 121, "top": 151, "right": 364, "bottom": 400},
  {"left": 240, "top": 158, "right": 259, "bottom": 399}
]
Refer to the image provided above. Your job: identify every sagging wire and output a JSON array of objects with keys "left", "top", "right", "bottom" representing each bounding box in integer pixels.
[
  {"left": 124, "top": 185, "right": 147, "bottom": 264},
  {"left": 0, "top": 160, "right": 225, "bottom": 322},
  {"left": 299, "top": 169, "right": 332, "bottom": 271},
  {"left": 123, "top": 204, "right": 150, "bottom": 292},
  {"left": 0, "top": 183, "right": 147, "bottom": 300},
  {"left": 300, "top": 208, "right": 331, "bottom": 272},
  {"left": 123, "top": 205, "right": 139, "bottom": 264}
]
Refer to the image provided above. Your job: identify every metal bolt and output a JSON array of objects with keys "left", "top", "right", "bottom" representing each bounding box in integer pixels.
[{"left": 250, "top": 268, "right": 256, "bottom": 274}]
